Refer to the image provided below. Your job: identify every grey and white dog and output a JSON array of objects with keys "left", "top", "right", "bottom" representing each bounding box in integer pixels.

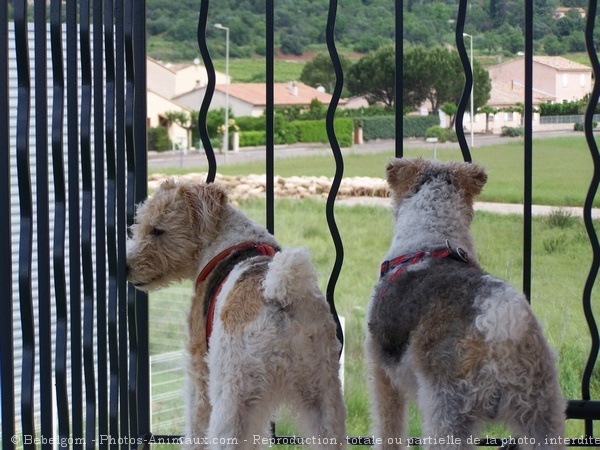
[{"left": 366, "top": 157, "right": 566, "bottom": 449}]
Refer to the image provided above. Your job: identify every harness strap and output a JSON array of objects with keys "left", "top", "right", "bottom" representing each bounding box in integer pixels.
[
  {"left": 196, "top": 242, "right": 278, "bottom": 349},
  {"left": 379, "top": 241, "right": 468, "bottom": 298}
]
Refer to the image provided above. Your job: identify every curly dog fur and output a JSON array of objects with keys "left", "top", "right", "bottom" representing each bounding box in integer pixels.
[
  {"left": 366, "top": 158, "right": 566, "bottom": 449},
  {"left": 127, "top": 179, "right": 346, "bottom": 449}
]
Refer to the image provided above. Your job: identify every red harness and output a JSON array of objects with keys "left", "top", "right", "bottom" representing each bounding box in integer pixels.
[
  {"left": 379, "top": 241, "right": 468, "bottom": 298},
  {"left": 195, "top": 242, "right": 278, "bottom": 349}
]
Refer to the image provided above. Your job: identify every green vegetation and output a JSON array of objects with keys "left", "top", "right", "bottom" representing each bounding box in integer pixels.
[
  {"left": 151, "top": 136, "right": 599, "bottom": 208},
  {"left": 145, "top": 0, "right": 594, "bottom": 62},
  {"left": 149, "top": 197, "right": 600, "bottom": 438}
]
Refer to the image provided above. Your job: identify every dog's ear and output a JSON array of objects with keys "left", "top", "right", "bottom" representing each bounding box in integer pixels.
[
  {"left": 450, "top": 162, "right": 487, "bottom": 204},
  {"left": 386, "top": 157, "right": 427, "bottom": 197},
  {"left": 179, "top": 182, "right": 228, "bottom": 236}
]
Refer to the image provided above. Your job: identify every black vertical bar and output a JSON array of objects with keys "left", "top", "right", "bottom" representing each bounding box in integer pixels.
[
  {"left": 104, "top": 0, "right": 120, "bottom": 446},
  {"left": 80, "top": 0, "right": 97, "bottom": 448},
  {"left": 15, "top": 1, "right": 36, "bottom": 448},
  {"left": 115, "top": 0, "right": 130, "bottom": 445},
  {"left": 50, "top": 0, "right": 70, "bottom": 446},
  {"left": 133, "top": 0, "right": 150, "bottom": 440},
  {"left": 522, "top": 0, "right": 533, "bottom": 301},
  {"left": 325, "top": 0, "right": 344, "bottom": 351},
  {"left": 197, "top": 0, "right": 217, "bottom": 183},
  {"left": 582, "top": 0, "right": 600, "bottom": 437},
  {"left": 67, "top": 0, "right": 84, "bottom": 446},
  {"left": 266, "top": 0, "right": 274, "bottom": 234},
  {"left": 394, "top": 0, "right": 403, "bottom": 158},
  {"left": 454, "top": 0, "right": 473, "bottom": 164},
  {"left": 34, "top": 2, "right": 53, "bottom": 449},
  {"left": 124, "top": 0, "right": 139, "bottom": 442},
  {"left": 94, "top": 0, "right": 109, "bottom": 444},
  {"left": 0, "top": 0, "right": 15, "bottom": 447}
]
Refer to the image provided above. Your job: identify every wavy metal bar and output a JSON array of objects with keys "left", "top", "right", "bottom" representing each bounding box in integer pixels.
[
  {"left": 133, "top": 0, "right": 151, "bottom": 438},
  {"left": 325, "top": 0, "right": 344, "bottom": 350},
  {"left": 80, "top": 1, "right": 97, "bottom": 448},
  {"left": 522, "top": 0, "right": 533, "bottom": 301},
  {"left": 197, "top": 0, "right": 217, "bottom": 183},
  {"left": 66, "top": 0, "right": 84, "bottom": 445},
  {"left": 0, "top": 0, "right": 15, "bottom": 447},
  {"left": 104, "top": 0, "right": 120, "bottom": 447},
  {"left": 582, "top": 0, "right": 600, "bottom": 437},
  {"left": 453, "top": 0, "right": 472, "bottom": 163},
  {"left": 14, "top": 2, "right": 36, "bottom": 447},
  {"left": 93, "top": 0, "right": 109, "bottom": 443},
  {"left": 50, "top": 0, "right": 70, "bottom": 446},
  {"left": 394, "top": 0, "right": 403, "bottom": 158},
  {"left": 115, "top": 0, "right": 130, "bottom": 444},
  {"left": 34, "top": 2, "right": 53, "bottom": 448},
  {"left": 124, "top": 0, "right": 139, "bottom": 441},
  {"left": 266, "top": 0, "right": 274, "bottom": 234}
]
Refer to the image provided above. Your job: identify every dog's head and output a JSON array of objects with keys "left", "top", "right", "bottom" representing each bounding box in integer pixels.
[
  {"left": 126, "top": 179, "right": 228, "bottom": 291},
  {"left": 386, "top": 157, "right": 487, "bottom": 214}
]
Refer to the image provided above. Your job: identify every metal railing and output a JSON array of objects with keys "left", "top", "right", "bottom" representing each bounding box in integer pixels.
[{"left": 2, "top": 0, "right": 600, "bottom": 448}]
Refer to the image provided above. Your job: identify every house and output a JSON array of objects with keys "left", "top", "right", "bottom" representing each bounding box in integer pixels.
[
  {"left": 488, "top": 56, "right": 592, "bottom": 104},
  {"left": 147, "top": 56, "right": 230, "bottom": 100},
  {"left": 553, "top": 6, "right": 586, "bottom": 19},
  {"left": 176, "top": 81, "right": 347, "bottom": 117},
  {"left": 146, "top": 57, "right": 229, "bottom": 147}
]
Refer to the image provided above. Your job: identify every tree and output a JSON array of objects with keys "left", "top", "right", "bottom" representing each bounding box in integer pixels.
[
  {"left": 165, "top": 110, "right": 197, "bottom": 150},
  {"left": 406, "top": 47, "right": 491, "bottom": 116},
  {"left": 300, "top": 53, "right": 352, "bottom": 93},
  {"left": 347, "top": 45, "right": 396, "bottom": 107},
  {"left": 441, "top": 102, "right": 458, "bottom": 128},
  {"left": 478, "top": 105, "right": 499, "bottom": 133}
]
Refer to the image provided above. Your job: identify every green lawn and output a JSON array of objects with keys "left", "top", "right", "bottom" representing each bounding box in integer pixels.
[
  {"left": 153, "top": 135, "right": 599, "bottom": 207},
  {"left": 148, "top": 135, "right": 600, "bottom": 441},
  {"left": 212, "top": 58, "right": 305, "bottom": 83}
]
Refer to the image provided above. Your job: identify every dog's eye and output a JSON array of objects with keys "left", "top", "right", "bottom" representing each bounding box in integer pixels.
[{"left": 150, "top": 227, "right": 165, "bottom": 237}]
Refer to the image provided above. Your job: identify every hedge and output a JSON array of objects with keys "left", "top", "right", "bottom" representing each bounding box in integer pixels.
[
  {"left": 359, "top": 115, "right": 440, "bottom": 140},
  {"left": 291, "top": 118, "right": 354, "bottom": 147},
  {"left": 239, "top": 131, "right": 266, "bottom": 147}
]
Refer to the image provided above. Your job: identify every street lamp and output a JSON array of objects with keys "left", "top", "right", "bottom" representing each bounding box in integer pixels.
[
  {"left": 214, "top": 23, "right": 229, "bottom": 159},
  {"left": 463, "top": 33, "right": 474, "bottom": 148}
]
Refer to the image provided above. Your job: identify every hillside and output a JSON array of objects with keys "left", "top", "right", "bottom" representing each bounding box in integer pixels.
[{"left": 147, "top": 0, "right": 589, "bottom": 63}]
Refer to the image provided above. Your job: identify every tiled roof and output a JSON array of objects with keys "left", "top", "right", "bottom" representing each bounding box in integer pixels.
[
  {"left": 214, "top": 82, "right": 346, "bottom": 106},
  {"left": 533, "top": 56, "right": 590, "bottom": 71},
  {"left": 488, "top": 81, "right": 554, "bottom": 107}
]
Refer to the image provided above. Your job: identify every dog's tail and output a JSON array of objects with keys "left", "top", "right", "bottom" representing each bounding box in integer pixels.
[{"left": 263, "top": 247, "right": 321, "bottom": 307}]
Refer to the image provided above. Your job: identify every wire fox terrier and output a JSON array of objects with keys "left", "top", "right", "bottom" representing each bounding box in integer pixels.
[
  {"left": 127, "top": 179, "right": 346, "bottom": 449},
  {"left": 366, "top": 158, "right": 566, "bottom": 449}
]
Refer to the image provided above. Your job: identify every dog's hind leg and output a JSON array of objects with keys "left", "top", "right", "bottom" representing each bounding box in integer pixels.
[
  {"left": 293, "top": 371, "right": 347, "bottom": 449},
  {"left": 365, "top": 336, "right": 408, "bottom": 449}
]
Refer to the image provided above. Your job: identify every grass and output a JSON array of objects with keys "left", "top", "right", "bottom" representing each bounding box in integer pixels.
[
  {"left": 148, "top": 135, "right": 600, "bottom": 441},
  {"left": 152, "top": 135, "right": 599, "bottom": 208},
  {"left": 212, "top": 58, "right": 305, "bottom": 83},
  {"left": 149, "top": 197, "right": 600, "bottom": 440}
]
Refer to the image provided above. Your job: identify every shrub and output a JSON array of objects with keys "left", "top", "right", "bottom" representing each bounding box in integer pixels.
[
  {"left": 239, "top": 131, "right": 266, "bottom": 147},
  {"left": 574, "top": 121, "right": 597, "bottom": 131},
  {"left": 500, "top": 126, "right": 524, "bottom": 137},
  {"left": 424, "top": 125, "right": 457, "bottom": 143},
  {"left": 292, "top": 118, "right": 353, "bottom": 147},
  {"left": 236, "top": 115, "right": 265, "bottom": 132},
  {"left": 147, "top": 126, "right": 172, "bottom": 152}
]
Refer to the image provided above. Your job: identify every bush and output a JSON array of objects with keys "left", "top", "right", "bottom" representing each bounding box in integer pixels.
[
  {"left": 236, "top": 115, "right": 265, "bottom": 132},
  {"left": 500, "top": 126, "right": 524, "bottom": 137},
  {"left": 361, "top": 116, "right": 395, "bottom": 140},
  {"left": 424, "top": 126, "right": 457, "bottom": 143},
  {"left": 574, "top": 121, "right": 597, "bottom": 131},
  {"left": 292, "top": 118, "right": 353, "bottom": 147},
  {"left": 239, "top": 131, "right": 266, "bottom": 147},
  {"left": 404, "top": 115, "right": 440, "bottom": 138},
  {"left": 147, "top": 126, "right": 172, "bottom": 152}
]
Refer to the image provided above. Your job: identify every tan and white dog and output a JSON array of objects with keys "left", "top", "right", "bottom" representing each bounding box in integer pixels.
[
  {"left": 127, "top": 179, "right": 346, "bottom": 449},
  {"left": 366, "top": 158, "right": 566, "bottom": 449}
]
